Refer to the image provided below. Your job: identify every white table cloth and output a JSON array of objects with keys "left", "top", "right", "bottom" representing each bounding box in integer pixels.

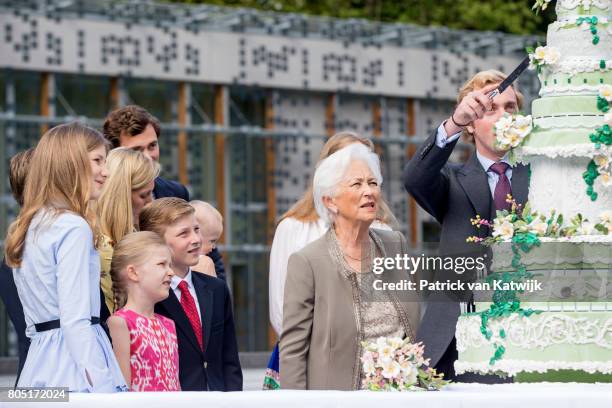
[{"left": 5, "top": 383, "right": 612, "bottom": 408}]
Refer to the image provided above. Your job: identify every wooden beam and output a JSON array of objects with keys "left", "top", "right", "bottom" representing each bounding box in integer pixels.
[
  {"left": 177, "top": 82, "right": 189, "bottom": 186},
  {"left": 406, "top": 98, "right": 418, "bottom": 247},
  {"left": 110, "top": 77, "right": 120, "bottom": 109},
  {"left": 214, "top": 85, "right": 227, "bottom": 246},
  {"left": 325, "top": 93, "right": 336, "bottom": 137}
]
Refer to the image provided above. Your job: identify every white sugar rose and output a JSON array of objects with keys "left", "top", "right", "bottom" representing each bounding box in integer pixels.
[
  {"left": 528, "top": 219, "right": 548, "bottom": 236},
  {"left": 495, "top": 115, "right": 513, "bottom": 132},
  {"left": 605, "top": 113, "right": 612, "bottom": 127},
  {"left": 493, "top": 219, "right": 514, "bottom": 240},
  {"left": 594, "top": 154, "right": 610, "bottom": 171},
  {"left": 600, "top": 211, "right": 612, "bottom": 229},
  {"left": 514, "top": 114, "right": 533, "bottom": 138},
  {"left": 534, "top": 46, "right": 547, "bottom": 62},
  {"left": 543, "top": 47, "right": 560, "bottom": 65},
  {"left": 599, "top": 84, "right": 612, "bottom": 102},
  {"left": 601, "top": 172, "right": 612, "bottom": 187},
  {"left": 578, "top": 222, "right": 596, "bottom": 236}
]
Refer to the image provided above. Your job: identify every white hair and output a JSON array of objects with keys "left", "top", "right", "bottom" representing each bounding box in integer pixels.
[{"left": 313, "top": 143, "right": 383, "bottom": 225}]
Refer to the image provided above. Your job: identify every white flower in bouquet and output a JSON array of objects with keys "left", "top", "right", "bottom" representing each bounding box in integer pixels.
[
  {"left": 380, "top": 359, "right": 401, "bottom": 379},
  {"left": 543, "top": 47, "right": 560, "bottom": 65},
  {"left": 400, "top": 362, "right": 418, "bottom": 385},
  {"left": 493, "top": 218, "right": 515, "bottom": 240},
  {"left": 528, "top": 219, "right": 548, "bottom": 236},
  {"left": 604, "top": 112, "right": 612, "bottom": 127},
  {"left": 388, "top": 337, "right": 403, "bottom": 350},
  {"left": 599, "top": 84, "right": 612, "bottom": 102},
  {"left": 378, "top": 343, "right": 395, "bottom": 362},
  {"left": 363, "top": 358, "right": 377, "bottom": 376}
]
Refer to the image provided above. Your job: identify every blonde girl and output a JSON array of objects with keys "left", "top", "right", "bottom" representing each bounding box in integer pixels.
[
  {"left": 97, "top": 147, "right": 160, "bottom": 313},
  {"left": 5, "top": 122, "right": 127, "bottom": 392},
  {"left": 108, "top": 231, "right": 180, "bottom": 391}
]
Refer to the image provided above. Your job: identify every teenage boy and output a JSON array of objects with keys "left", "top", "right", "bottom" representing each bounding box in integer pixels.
[{"left": 139, "top": 197, "right": 242, "bottom": 391}]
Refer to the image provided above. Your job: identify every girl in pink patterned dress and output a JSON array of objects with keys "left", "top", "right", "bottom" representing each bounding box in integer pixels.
[{"left": 107, "top": 231, "right": 180, "bottom": 391}]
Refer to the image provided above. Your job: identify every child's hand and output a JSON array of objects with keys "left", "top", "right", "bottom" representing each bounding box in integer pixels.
[{"left": 193, "top": 255, "right": 217, "bottom": 278}]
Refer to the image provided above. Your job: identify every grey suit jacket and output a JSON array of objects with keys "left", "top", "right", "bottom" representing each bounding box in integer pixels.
[
  {"left": 280, "top": 228, "right": 421, "bottom": 390},
  {"left": 402, "top": 129, "right": 529, "bottom": 370}
]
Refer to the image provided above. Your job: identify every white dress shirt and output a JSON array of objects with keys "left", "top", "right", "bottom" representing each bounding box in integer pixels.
[
  {"left": 171, "top": 269, "right": 202, "bottom": 319},
  {"left": 435, "top": 121, "right": 512, "bottom": 197}
]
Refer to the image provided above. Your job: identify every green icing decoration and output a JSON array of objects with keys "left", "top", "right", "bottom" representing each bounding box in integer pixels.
[
  {"left": 469, "top": 230, "right": 542, "bottom": 366},
  {"left": 576, "top": 16, "right": 601, "bottom": 45},
  {"left": 601, "top": 60, "right": 606, "bottom": 70},
  {"left": 582, "top": 99, "right": 611, "bottom": 201}
]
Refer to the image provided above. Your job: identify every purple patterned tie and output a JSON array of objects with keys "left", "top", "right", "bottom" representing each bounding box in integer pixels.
[{"left": 489, "top": 162, "right": 512, "bottom": 212}]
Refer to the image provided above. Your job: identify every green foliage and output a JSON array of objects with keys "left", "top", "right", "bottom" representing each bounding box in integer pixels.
[{"left": 167, "top": 0, "right": 554, "bottom": 35}]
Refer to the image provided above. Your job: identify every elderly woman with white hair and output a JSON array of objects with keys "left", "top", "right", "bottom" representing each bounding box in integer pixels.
[{"left": 279, "top": 143, "right": 420, "bottom": 390}]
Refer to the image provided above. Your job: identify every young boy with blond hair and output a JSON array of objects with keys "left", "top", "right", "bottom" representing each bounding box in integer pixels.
[
  {"left": 139, "top": 197, "right": 242, "bottom": 391},
  {"left": 190, "top": 200, "right": 224, "bottom": 279}
]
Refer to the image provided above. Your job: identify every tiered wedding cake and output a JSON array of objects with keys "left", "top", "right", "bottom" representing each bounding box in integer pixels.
[{"left": 455, "top": 0, "right": 612, "bottom": 380}]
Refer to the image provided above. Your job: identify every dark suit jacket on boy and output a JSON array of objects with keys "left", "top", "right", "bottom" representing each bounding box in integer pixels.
[{"left": 155, "top": 271, "right": 243, "bottom": 391}]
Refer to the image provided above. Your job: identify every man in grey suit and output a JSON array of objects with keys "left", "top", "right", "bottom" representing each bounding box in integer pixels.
[{"left": 402, "top": 70, "right": 530, "bottom": 382}]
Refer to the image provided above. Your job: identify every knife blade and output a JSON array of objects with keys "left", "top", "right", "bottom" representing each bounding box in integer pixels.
[{"left": 488, "top": 56, "right": 530, "bottom": 100}]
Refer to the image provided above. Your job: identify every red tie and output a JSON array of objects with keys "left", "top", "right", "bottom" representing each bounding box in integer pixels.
[
  {"left": 178, "top": 280, "right": 203, "bottom": 351},
  {"left": 489, "top": 162, "right": 512, "bottom": 211}
]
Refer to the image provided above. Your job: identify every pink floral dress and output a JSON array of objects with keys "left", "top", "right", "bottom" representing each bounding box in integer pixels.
[{"left": 113, "top": 308, "right": 180, "bottom": 391}]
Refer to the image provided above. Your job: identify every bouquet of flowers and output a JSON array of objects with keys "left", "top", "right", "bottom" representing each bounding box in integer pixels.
[{"left": 360, "top": 337, "right": 448, "bottom": 391}]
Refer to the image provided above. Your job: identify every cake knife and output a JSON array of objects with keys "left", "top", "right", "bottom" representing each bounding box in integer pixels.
[{"left": 487, "top": 56, "right": 531, "bottom": 99}]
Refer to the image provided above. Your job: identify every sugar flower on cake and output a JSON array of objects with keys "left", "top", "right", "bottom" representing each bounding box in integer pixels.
[
  {"left": 527, "top": 218, "right": 548, "bottom": 236},
  {"left": 494, "top": 114, "right": 533, "bottom": 163},
  {"left": 577, "top": 221, "right": 596, "bottom": 236},
  {"left": 492, "top": 216, "right": 515, "bottom": 240},
  {"left": 604, "top": 112, "right": 612, "bottom": 126},
  {"left": 600, "top": 211, "right": 612, "bottom": 230},
  {"left": 599, "top": 84, "right": 612, "bottom": 102},
  {"left": 527, "top": 46, "right": 560, "bottom": 73},
  {"left": 532, "top": 0, "right": 552, "bottom": 14}
]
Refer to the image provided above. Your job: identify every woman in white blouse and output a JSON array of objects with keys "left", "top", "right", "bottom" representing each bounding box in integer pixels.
[{"left": 264, "top": 131, "right": 397, "bottom": 389}]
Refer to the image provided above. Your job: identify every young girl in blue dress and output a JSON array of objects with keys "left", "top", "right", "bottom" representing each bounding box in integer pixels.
[{"left": 4, "top": 122, "right": 128, "bottom": 392}]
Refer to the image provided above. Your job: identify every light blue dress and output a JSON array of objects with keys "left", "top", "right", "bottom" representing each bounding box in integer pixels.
[{"left": 13, "top": 210, "right": 127, "bottom": 392}]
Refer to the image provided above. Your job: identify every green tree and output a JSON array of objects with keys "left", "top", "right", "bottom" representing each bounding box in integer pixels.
[{"left": 168, "top": 0, "right": 556, "bottom": 35}]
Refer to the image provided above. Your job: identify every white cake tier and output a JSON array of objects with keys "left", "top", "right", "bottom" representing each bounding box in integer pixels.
[
  {"left": 547, "top": 20, "right": 612, "bottom": 64},
  {"left": 527, "top": 155, "right": 612, "bottom": 223},
  {"left": 556, "top": 0, "right": 610, "bottom": 18}
]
